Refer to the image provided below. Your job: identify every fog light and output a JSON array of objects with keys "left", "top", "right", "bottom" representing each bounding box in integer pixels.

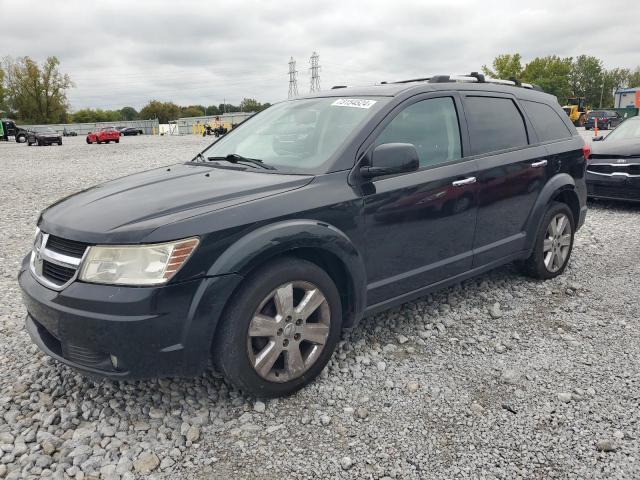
[{"left": 110, "top": 354, "right": 119, "bottom": 369}]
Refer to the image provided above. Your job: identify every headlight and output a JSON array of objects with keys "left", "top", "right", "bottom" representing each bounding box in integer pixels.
[{"left": 78, "top": 237, "right": 199, "bottom": 286}]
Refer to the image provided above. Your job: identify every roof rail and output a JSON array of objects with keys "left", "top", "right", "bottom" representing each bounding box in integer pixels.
[{"left": 390, "top": 73, "right": 542, "bottom": 91}]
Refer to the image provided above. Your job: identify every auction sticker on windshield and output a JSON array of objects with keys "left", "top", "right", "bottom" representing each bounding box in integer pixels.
[{"left": 331, "top": 98, "right": 377, "bottom": 109}]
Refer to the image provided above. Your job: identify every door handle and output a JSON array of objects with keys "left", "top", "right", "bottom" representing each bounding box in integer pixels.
[
  {"left": 451, "top": 177, "right": 476, "bottom": 187},
  {"left": 531, "top": 160, "right": 548, "bottom": 168}
]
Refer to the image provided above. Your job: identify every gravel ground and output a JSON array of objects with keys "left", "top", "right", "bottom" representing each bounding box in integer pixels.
[{"left": 0, "top": 134, "right": 638, "bottom": 480}]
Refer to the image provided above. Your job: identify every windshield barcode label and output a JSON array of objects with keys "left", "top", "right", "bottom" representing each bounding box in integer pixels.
[{"left": 331, "top": 99, "right": 377, "bottom": 109}]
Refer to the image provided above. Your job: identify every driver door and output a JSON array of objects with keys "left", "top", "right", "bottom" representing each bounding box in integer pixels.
[{"left": 362, "top": 94, "right": 478, "bottom": 306}]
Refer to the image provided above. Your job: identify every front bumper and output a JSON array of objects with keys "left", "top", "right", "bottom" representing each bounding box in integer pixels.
[
  {"left": 586, "top": 171, "right": 640, "bottom": 202},
  {"left": 19, "top": 256, "right": 242, "bottom": 379}
]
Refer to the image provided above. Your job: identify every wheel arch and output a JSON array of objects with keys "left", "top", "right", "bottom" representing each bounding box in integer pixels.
[
  {"left": 524, "top": 173, "right": 579, "bottom": 253},
  {"left": 207, "top": 219, "right": 367, "bottom": 329}
]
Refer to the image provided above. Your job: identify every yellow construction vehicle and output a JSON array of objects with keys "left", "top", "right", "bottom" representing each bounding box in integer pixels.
[{"left": 562, "top": 97, "right": 587, "bottom": 126}]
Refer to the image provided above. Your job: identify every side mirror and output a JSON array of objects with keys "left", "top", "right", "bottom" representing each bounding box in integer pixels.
[
  {"left": 360, "top": 143, "right": 419, "bottom": 179},
  {"left": 593, "top": 135, "right": 604, "bottom": 142}
]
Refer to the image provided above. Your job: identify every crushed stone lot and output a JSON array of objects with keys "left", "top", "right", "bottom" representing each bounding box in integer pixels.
[{"left": 0, "top": 134, "right": 639, "bottom": 480}]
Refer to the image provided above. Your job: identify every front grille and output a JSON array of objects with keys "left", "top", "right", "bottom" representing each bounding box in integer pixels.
[
  {"left": 46, "top": 235, "right": 89, "bottom": 257},
  {"left": 42, "top": 260, "right": 76, "bottom": 284},
  {"left": 588, "top": 184, "right": 640, "bottom": 200},
  {"left": 61, "top": 343, "right": 109, "bottom": 368},
  {"left": 588, "top": 163, "right": 640, "bottom": 176}
]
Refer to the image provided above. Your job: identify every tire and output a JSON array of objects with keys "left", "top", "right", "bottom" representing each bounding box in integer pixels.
[
  {"left": 58, "top": 140, "right": 63, "bottom": 145},
  {"left": 213, "top": 257, "right": 342, "bottom": 398},
  {"left": 115, "top": 139, "right": 119, "bottom": 143},
  {"left": 37, "top": 139, "right": 42, "bottom": 146},
  {"left": 86, "top": 138, "right": 91, "bottom": 144},
  {"left": 16, "top": 134, "right": 26, "bottom": 143},
  {"left": 96, "top": 139, "right": 101, "bottom": 144},
  {"left": 520, "top": 202, "right": 575, "bottom": 280}
]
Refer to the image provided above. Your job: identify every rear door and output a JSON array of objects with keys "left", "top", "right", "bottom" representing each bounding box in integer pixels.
[{"left": 463, "top": 93, "right": 548, "bottom": 266}]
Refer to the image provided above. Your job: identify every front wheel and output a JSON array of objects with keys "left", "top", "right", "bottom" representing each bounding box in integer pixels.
[
  {"left": 115, "top": 139, "right": 119, "bottom": 143},
  {"left": 520, "top": 202, "right": 575, "bottom": 279},
  {"left": 16, "top": 134, "right": 26, "bottom": 143},
  {"left": 213, "top": 258, "right": 342, "bottom": 398}
]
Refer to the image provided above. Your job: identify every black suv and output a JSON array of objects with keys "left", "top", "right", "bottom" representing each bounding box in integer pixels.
[
  {"left": 584, "top": 110, "right": 623, "bottom": 130},
  {"left": 19, "top": 74, "right": 588, "bottom": 397}
]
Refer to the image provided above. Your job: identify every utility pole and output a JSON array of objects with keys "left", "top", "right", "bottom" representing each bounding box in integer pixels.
[
  {"left": 309, "top": 51, "right": 321, "bottom": 93},
  {"left": 288, "top": 57, "right": 299, "bottom": 99}
]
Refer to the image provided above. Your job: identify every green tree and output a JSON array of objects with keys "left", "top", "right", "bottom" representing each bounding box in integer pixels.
[
  {"left": 119, "top": 106, "right": 138, "bottom": 121},
  {"left": 139, "top": 100, "right": 181, "bottom": 123},
  {"left": 72, "top": 108, "right": 122, "bottom": 123},
  {"left": 569, "top": 55, "right": 606, "bottom": 108},
  {"left": 218, "top": 103, "right": 241, "bottom": 114},
  {"left": 0, "top": 66, "right": 6, "bottom": 114},
  {"left": 3, "top": 56, "right": 73, "bottom": 123},
  {"left": 205, "top": 105, "right": 220, "bottom": 115},
  {"left": 521, "top": 55, "right": 573, "bottom": 103},
  {"left": 239, "top": 98, "right": 262, "bottom": 112},
  {"left": 628, "top": 67, "right": 640, "bottom": 87},
  {"left": 180, "top": 105, "right": 205, "bottom": 117},
  {"left": 481, "top": 53, "right": 523, "bottom": 79}
]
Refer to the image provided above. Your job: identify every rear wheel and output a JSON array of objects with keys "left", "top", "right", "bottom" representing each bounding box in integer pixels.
[
  {"left": 213, "top": 258, "right": 342, "bottom": 398},
  {"left": 115, "top": 138, "right": 119, "bottom": 143},
  {"left": 16, "top": 134, "right": 26, "bottom": 143},
  {"left": 520, "top": 202, "right": 574, "bottom": 280}
]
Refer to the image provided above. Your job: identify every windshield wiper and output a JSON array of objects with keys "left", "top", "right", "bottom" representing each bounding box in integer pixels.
[{"left": 207, "top": 153, "right": 276, "bottom": 170}]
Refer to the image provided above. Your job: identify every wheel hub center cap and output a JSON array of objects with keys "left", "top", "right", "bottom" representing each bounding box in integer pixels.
[{"left": 283, "top": 323, "right": 296, "bottom": 338}]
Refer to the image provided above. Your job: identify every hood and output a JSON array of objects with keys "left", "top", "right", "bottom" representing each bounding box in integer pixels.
[
  {"left": 39, "top": 163, "right": 313, "bottom": 243},
  {"left": 590, "top": 138, "right": 640, "bottom": 161}
]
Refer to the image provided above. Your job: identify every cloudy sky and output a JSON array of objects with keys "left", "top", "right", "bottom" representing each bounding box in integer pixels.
[{"left": 3, "top": 0, "right": 639, "bottom": 111}]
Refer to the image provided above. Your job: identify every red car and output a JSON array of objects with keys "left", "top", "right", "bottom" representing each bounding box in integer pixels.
[{"left": 86, "top": 127, "right": 120, "bottom": 144}]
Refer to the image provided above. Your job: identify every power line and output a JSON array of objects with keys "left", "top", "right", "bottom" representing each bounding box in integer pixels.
[
  {"left": 309, "top": 51, "right": 321, "bottom": 93},
  {"left": 288, "top": 57, "right": 299, "bottom": 99}
]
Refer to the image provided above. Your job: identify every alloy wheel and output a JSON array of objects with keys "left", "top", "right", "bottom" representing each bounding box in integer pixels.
[
  {"left": 247, "top": 281, "right": 331, "bottom": 383},
  {"left": 543, "top": 213, "right": 571, "bottom": 272}
]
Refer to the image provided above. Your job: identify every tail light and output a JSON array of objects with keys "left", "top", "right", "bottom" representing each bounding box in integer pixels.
[{"left": 582, "top": 144, "right": 591, "bottom": 163}]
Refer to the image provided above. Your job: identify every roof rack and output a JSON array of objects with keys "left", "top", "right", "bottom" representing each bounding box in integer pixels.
[{"left": 389, "top": 73, "right": 542, "bottom": 91}]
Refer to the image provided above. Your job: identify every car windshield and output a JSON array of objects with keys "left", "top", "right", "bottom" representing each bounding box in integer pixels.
[
  {"left": 201, "top": 96, "right": 389, "bottom": 173},
  {"left": 39, "top": 128, "right": 55, "bottom": 133},
  {"left": 604, "top": 117, "right": 640, "bottom": 141}
]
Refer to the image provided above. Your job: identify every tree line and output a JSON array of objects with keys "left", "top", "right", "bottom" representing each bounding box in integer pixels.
[
  {"left": 0, "top": 56, "right": 271, "bottom": 124},
  {"left": 482, "top": 53, "right": 640, "bottom": 108},
  {"left": 3, "top": 54, "right": 639, "bottom": 125}
]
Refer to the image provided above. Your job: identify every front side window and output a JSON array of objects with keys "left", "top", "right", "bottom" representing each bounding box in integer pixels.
[
  {"left": 202, "top": 97, "right": 389, "bottom": 173},
  {"left": 522, "top": 100, "right": 572, "bottom": 142},
  {"left": 465, "top": 96, "right": 528, "bottom": 155},
  {"left": 374, "top": 97, "right": 462, "bottom": 167}
]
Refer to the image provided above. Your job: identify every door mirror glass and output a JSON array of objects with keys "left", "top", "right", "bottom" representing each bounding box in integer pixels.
[{"left": 361, "top": 143, "right": 419, "bottom": 179}]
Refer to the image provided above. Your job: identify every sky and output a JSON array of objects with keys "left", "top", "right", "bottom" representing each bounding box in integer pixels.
[{"left": 2, "top": 0, "right": 639, "bottom": 111}]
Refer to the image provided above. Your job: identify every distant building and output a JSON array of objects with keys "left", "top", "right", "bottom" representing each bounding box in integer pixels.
[{"left": 614, "top": 87, "right": 640, "bottom": 108}]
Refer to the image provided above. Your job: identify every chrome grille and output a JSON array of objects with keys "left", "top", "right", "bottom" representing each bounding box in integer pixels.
[
  {"left": 30, "top": 230, "right": 88, "bottom": 290},
  {"left": 587, "top": 162, "right": 640, "bottom": 177}
]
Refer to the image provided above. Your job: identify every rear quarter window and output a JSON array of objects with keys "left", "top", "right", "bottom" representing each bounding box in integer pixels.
[
  {"left": 464, "top": 96, "right": 528, "bottom": 155},
  {"left": 522, "top": 100, "right": 572, "bottom": 142}
]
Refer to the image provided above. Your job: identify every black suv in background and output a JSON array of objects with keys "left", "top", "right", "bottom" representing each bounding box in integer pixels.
[
  {"left": 584, "top": 110, "right": 623, "bottom": 130},
  {"left": 19, "top": 74, "right": 588, "bottom": 397}
]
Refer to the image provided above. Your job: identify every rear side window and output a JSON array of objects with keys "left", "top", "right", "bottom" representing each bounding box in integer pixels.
[
  {"left": 464, "top": 96, "right": 528, "bottom": 155},
  {"left": 375, "top": 97, "right": 462, "bottom": 167},
  {"left": 522, "top": 100, "right": 572, "bottom": 142}
]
